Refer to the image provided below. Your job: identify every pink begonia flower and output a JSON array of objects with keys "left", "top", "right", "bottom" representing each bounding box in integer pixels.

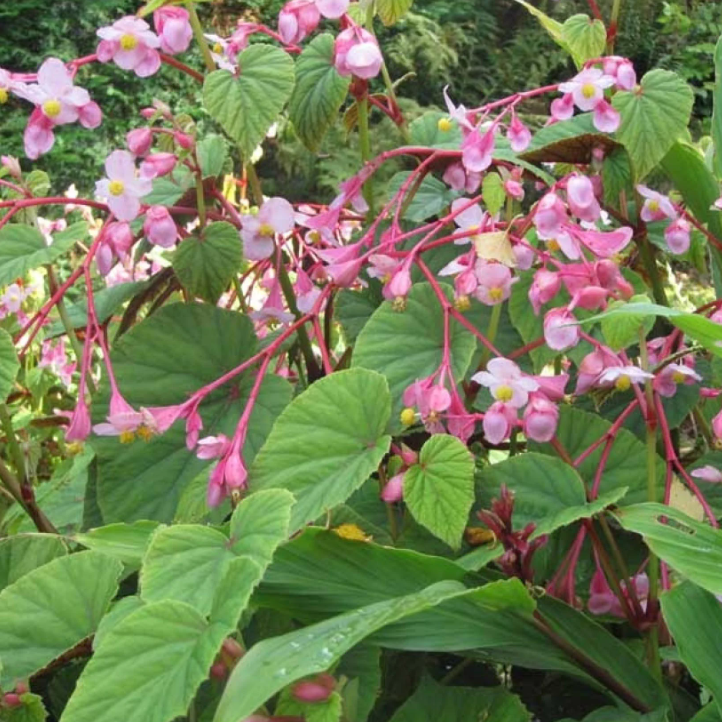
[
  {"left": 316, "top": 241, "right": 364, "bottom": 287},
  {"left": 472, "top": 358, "right": 539, "bottom": 408},
  {"left": 597, "top": 365, "right": 654, "bottom": 392},
  {"left": 512, "top": 243, "right": 534, "bottom": 270},
  {"left": 153, "top": 6, "right": 193, "bottom": 55},
  {"left": 567, "top": 225, "right": 633, "bottom": 259},
  {"left": 529, "top": 269, "right": 561, "bottom": 315},
  {"left": 251, "top": 279, "right": 294, "bottom": 325},
  {"left": 461, "top": 124, "right": 496, "bottom": 174},
  {"left": 543, "top": 308, "right": 579, "bottom": 351},
  {"left": 140, "top": 152, "right": 177, "bottom": 179},
  {"left": 65, "top": 400, "right": 91, "bottom": 442},
  {"left": 295, "top": 268, "right": 322, "bottom": 313},
  {"left": 279, "top": 0, "right": 320, "bottom": 45},
  {"left": 595, "top": 259, "right": 634, "bottom": 297},
  {"left": 38, "top": 339, "right": 76, "bottom": 387},
  {"left": 447, "top": 395, "right": 476, "bottom": 444},
  {"left": 96, "top": 16, "right": 161, "bottom": 78},
  {"left": 144, "top": 205, "right": 178, "bottom": 248},
  {"left": 559, "top": 68, "right": 615, "bottom": 112},
  {"left": 126, "top": 127, "right": 153, "bottom": 156},
  {"left": 534, "top": 192, "right": 568, "bottom": 240},
  {"left": 0, "top": 68, "right": 14, "bottom": 103},
  {"left": 386, "top": 266, "right": 412, "bottom": 302},
  {"left": 531, "top": 374, "right": 568, "bottom": 402},
  {"left": 566, "top": 175, "right": 601, "bottom": 223},
  {"left": 592, "top": 100, "right": 620, "bottom": 133},
  {"left": 636, "top": 185, "right": 677, "bottom": 222},
  {"left": 712, "top": 408, "right": 722, "bottom": 440},
  {"left": 550, "top": 93, "right": 574, "bottom": 122},
  {"left": 97, "top": 221, "right": 135, "bottom": 276},
  {"left": 207, "top": 450, "right": 248, "bottom": 507},
  {"left": 1, "top": 155, "right": 21, "bottom": 179},
  {"left": 575, "top": 347, "right": 623, "bottom": 395},
  {"left": 523, "top": 393, "right": 559, "bottom": 442},
  {"left": 664, "top": 217, "right": 691, "bottom": 255},
  {"left": 96, "top": 150, "right": 152, "bottom": 222},
  {"left": 205, "top": 33, "right": 236, "bottom": 72},
  {"left": 1, "top": 284, "right": 25, "bottom": 313},
  {"left": 483, "top": 401, "right": 517, "bottom": 444},
  {"left": 588, "top": 569, "right": 648, "bottom": 618},
  {"left": 655, "top": 363, "right": 701, "bottom": 398},
  {"left": 93, "top": 391, "right": 159, "bottom": 442},
  {"left": 443, "top": 162, "right": 467, "bottom": 191},
  {"left": 505, "top": 179, "right": 525, "bottom": 202},
  {"left": 442, "top": 86, "right": 474, "bottom": 131},
  {"left": 451, "top": 198, "right": 489, "bottom": 243},
  {"left": 334, "top": 27, "right": 383, "bottom": 79},
  {"left": 381, "top": 473, "right": 404, "bottom": 503},
  {"left": 691, "top": 466, "right": 722, "bottom": 484},
  {"left": 196, "top": 434, "right": 231, "bottom": 460},
  {"left": 507, "top": 114, "right": 531, "bottom": 153},
  {"left": 241, "top": 197, "right": 295, "bottom": 261},
  {"left": 603, "top": 56, "right": 637, "bottom": 91},
  {"left": 474, "top": 261, "right": 516, "bottom": 305},
  {"left": 403, "top": 378, "right": 451, "bottom": 434}
]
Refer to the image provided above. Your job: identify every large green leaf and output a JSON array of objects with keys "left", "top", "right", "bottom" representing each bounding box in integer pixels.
[
  {"left": 0, "top": 328, "right": 19, "bottom": 402},
  {"left": 352, "top": 283, "right": 476, "bottom": 424},
  {"left": 289, "top": 33, "right": 350, "bottom": 152},
  {"left": 250, "top": 369, "right": 391, "bottom": 532},
  {"left": 0, "top": 223, "right": 84, "bottom": 286},
  {"left": 387, "top": 173, "right": 460, "bottom": 222},
  {"left": 140, "top": 489, "right": 293, "bottom": 614},
  {"left": 173, "top": 221, "right": 243, "bottom": 304},
  {"left": 404, "top": 434, "right": 474, "bottom": 549},
  {"left": 388, "top": 675, "right": 529, "bottom": 722},
  {"left": 74, "top": 521, "right": 159, "bottom": 567},
  {"left": 531, "top": 407, "right": 665, "bottom": 506},
  {"left": 337, "top": 645, "right": 381, "bottom": 722},
  {"left": 203, "top": 45, "right": 295, "bottom": 159},
  {"left": 612, "top": 69, "right": 694, "bottom": 180},
  {"left": 615, "top": 503, "right": 722, "bottom": 595},
  {"left": 92, "top": 303, "right": 291, "bottom": 523},
  {"left": 0, "top": 551, "right": 122, "bottom": 685},
  {"left": 376, "top": 0, "right": 413, "bottom": 26},
  {"left": 560, "top": 14, "right": 607, "bottom": 68},
  {"left": 712, "top": 34, "right": 722, "bottom": 180},
  {"left": 196, "top": 134, "right": 228, "bottom": 179},
  {"left": 661, "top": 582, "right": 722, "bottom": 718},
  {"left": 60, "top": 557, "right": 261, "bottom": 722},
  {"left": 0, "top": 534, "right": 66, "bottom": 592},
  {"left": 477, "top": 453, "right": 628, "bottom": 538}
]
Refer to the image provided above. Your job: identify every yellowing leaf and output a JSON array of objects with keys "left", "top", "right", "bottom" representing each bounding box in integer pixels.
[
  {"left": 668, "top": 477, "right": 705, "bottom": 522},
  {"left": 474, "top": 231, "right": 516, "bottom": 267}
]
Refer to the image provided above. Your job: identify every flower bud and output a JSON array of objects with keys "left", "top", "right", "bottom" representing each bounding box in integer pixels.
[
  {"left": 174, "top": 131, "right": 194, "bottom": 150},
  {"left": 381, "top": 473, "right": 404, "bottom": 503},
  {"left": 292, "top": 674, "right": 335, "bottom": 703},
  {"left": 143, "top": 206, "right": 178, "bottom": 248},
  {"left": 140, "top": 152, "right": 177, "bottom": 179},
  {"left": 126, "top": 128, "right": 153, "bottom": 156}
]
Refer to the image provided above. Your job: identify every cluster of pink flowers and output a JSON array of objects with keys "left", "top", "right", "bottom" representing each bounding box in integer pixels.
[
  {"left": 637, "top": 185, "right": 691, "bottom": 254},
  {"left": 38, "top": 339, "right": 76, "bottom": 388}
]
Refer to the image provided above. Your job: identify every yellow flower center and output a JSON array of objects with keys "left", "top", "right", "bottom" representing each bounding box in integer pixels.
[
  {"left": 259, "top": 222, "right": 275, "bottom": 237},
  {"left": 438, "top": 117, "right": 453, "bottom": 132},
  {"left": 672, "top": 370, "right": 686, "bottom": 384},
  {"left": 120, "top": 33, "right": 138, "bottom": 51},
  {"left": 0, "top": 88, "right": 8, "bottom": 104},
  {"left": 308, "top": 230, "right": 320, "bottom": 244},
  {"left": 648, "top": 200, "right": 659, "bottom": 212},
  {"left": 108, "top": 180, "right": 125, "bottom": 196},
  {"left": 547, "top": 239, "right": 560, "bottom": 252},
  {"left": 43, "top": 99, "right": 62, "bottom": 118},
  {"left": 213, "top": 42, "right": 223, "bottom": 54},
  {"left": 455, "top": 295, "right": 471, "bottom": 312},
  {"left": 333, "top": 523, "right": 369, "bottom": 542},
  {"left": 137, "top": 425, "right": 154, "bottom": 442},
  {"left": 488, "top": 286, "right": 504, "bottom": 302},
  {"left": 495, "top": 385, "right": 514, "bottom": 403},
  {"left": 581, "top": 83, "right": 597, "bottom": 99},
  {"left": 392, "top": 297, "right": 407, "bottom": 313},
  {"left": 400, "top": 407, "right": 417, "bottom": 426},
  {"left": 67, "top": 441, "right": 84, "bottom": 455},
  {"left": 119, "top": 430, "right": 136, "bottom": 444},
  {"left": 614, "top": 375, "right": 632, "bottom": 392}
]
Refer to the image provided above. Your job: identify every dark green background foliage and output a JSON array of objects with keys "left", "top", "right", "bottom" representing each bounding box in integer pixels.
[{"left": 1, "top": 0, "right": 719, "bottom": 195}]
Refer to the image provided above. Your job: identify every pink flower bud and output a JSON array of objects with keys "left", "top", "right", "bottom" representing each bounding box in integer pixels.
[
  {"left": 292, "top": 674, "right": 335, "bottom": 703},
  {"left": 505, "top": 179, "right": 525, "bottom": 201},
  {"left": 571, "top": 285, "right": 608, "bottom": 311},
  {"left": 174, "top": 131, "right": 194, "bottom": 150},
  {"left": 222, "top": 637, "right": 244, "bottom": 660},
  {"left": 79, "top": 101, "right": 103, "bottom": 129},
  {"left": 1, "top": 155, "right": 22, "bottom": 179},
  {"left": 665, "top": 218, "right": 691, "bottom": 255},
  {"left": 381, "top": 473, "right": 404, "bottom": 503},
  {"left": 3, "top": 694, "right": 21, "bottom": 709},
  {"left": 140, "top": 152, "right": 177, "bottom": 179},
  {"left": 210, "top": 662, "right": 228, "bottom": 680},
  {"left": 550, "top": 93, "right": 574, "bottom": 122},
  {"left": 507, "top": 114, "right": 531, "bottom": 153},
  {"left": 512, "top": 243, "right": 534, "bottom": 270},
  {"left": 483, "top": 402, "right": 516, "bottom": 445},
  {"left": 65, "top": 399, "right": 91, "bottom": 442},
  {"left": 398, "top": 443, "right": 418, "bottom": 466},
  {"left": 107, "top": 221, "right": 135, "bottom": 260},
  {"left": 14, "top": 683, "right": 28, "bottom": 696},
  {"left": 140, "top": 107, "right": 156, "bottom": 119},
  {"left": 126, "top": 128, "right": 153, "bottom": 156},
  {"left": 566, "top": 175, "right": 600, "bottom": 223},
  {"left": 143, "top": 206, "right": 178, "bottom": 248},
  {"left": 443, "top": 162, "right": 467, "bottom": 191},
  {"left": 543, "top": 308, "right": 579, "bottom": 351},
  {"left": 387, "top": 268, "right": 412, "bottom": 300},
  {"left": 154, "top": 6, "right": 193, "bottom": 55},
  {"left": 523, "top": 394, "right": 559, "bottom": 442},
  {"left": 529, "top": 269, "right": 560, "bottom": 315},
  {"left": 534, "top": 192, "right": 567, "bottom": 240},
  {"left": 334, "top": 27, "right": 383, "bottom": 79},
  {"left": 224, "top": 452, "right": 248, "bottom": 490},
  {"left": 691, "top": 465, "right": 722, "bottom": 484},
  {"left": 278, "top": 0, "right": 321, "bottom": 45}
]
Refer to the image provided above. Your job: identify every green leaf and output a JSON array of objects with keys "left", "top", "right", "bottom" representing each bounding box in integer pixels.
[
  {"left": 173, "top": 221, "right": 243, "bottom": 303},
  {"left": 560, "top": 14, "right": 607, "bottom": 68},
  {"left": 712, "top": 34, "right": 722, "bottom": 180},
  {"left": 376, "top": 0, "right": 413, "bottom": 25},
  {"left": 661, "top": 582, "right": 722, "bottom": 718},
  {"left": 600, "top": 295, "right": 654, "bottom": 351},
  {"left": 482, "top": 172, "right": 506, "bottom": 217},
  {"left": 615, "top": 503, "right": 722, "bottom": 595},
  {"left": 337, "top": 645, "right": 380, "bottom": 722},
  {"left": 0, "top": 551, "right": 122, "bottom": 685},
  {"left": 409, "top": 111, "right": 463, "bottom": 150},
  {"left": 0, "top": 224, "right": 81, "bottom": 286},
  {"left": 477, "top": 453, "right": 627, "bottom": 539},
  {"left": 352, "top": 283, "right": 476, "bottom": 425},
  {"left": 140, "top": 489, "right": 293, "bottom": 615},
  {"left": 388, "top": 675, "right": 529, "bottom": 722},
  {"left": 0, "top": 534, "right": 66, "bottom": 592},
  {"left": 74, "top": 521, "right": 159, "bottom": 567},
  {"left": 197, "top": 135, "right": 228, "bottom": 179},
  {"left": 602, "top": 148, "right": 634, "bottom": 211},
  {"left": 403, "top": 435, "right": 474, "bottom": 549},
  {"left": 143, "top": 170, "right": 193, "bottom": 206},
  {"left": 93, "top": 596, "right": 145, "bottom": 650},
  {"left": 289, "top": 34, "right": 350, "bottom": 152},
  {"left": 580, "top": 301, "right": 722, "bottom": 359},
  {"left": 5, "top": 693, "right": 48, "bottom": 722},
  {"left": 0, "top": 329, "right": 19, "bottom": 402},
  {"left": 203, "top": 45, "right": 295, "bottom": 159},
  {"left": 92, "top": 304, "right": 291, "bottom": 523},
  {"left": 60, "top": 558, "right": 262, "bottom": 722},
  {"left": 336, "top": 285, "right": 383, "bottom": 344},
  {"left": 511, "top": 0, "right": 565, "bottom": 48},
  {"left": 250, "top": 369, "right": 392, "bottom": 532},
  {"left": 387, "top": 173, "right": 460, "bottom": 222},
  {"left": 214, "top": 581, "right": 472, "bottom": 722},
  {"left": 612, "top": 70, "right": 694, "bottom": 180},
  {"left": 530, "top": 407, "right": 664, "bottom": 506}
]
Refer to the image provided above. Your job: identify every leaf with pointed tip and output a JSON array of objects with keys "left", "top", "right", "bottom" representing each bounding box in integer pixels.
[
  {"left": 0, "top": 534, "right": 66, "bottom": 592},
  {"left": 560, "top": 14, "right": 607, "bottom": 68},
  {"left": 376, "top": 0, "right": 413, "bottom": 25}
]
